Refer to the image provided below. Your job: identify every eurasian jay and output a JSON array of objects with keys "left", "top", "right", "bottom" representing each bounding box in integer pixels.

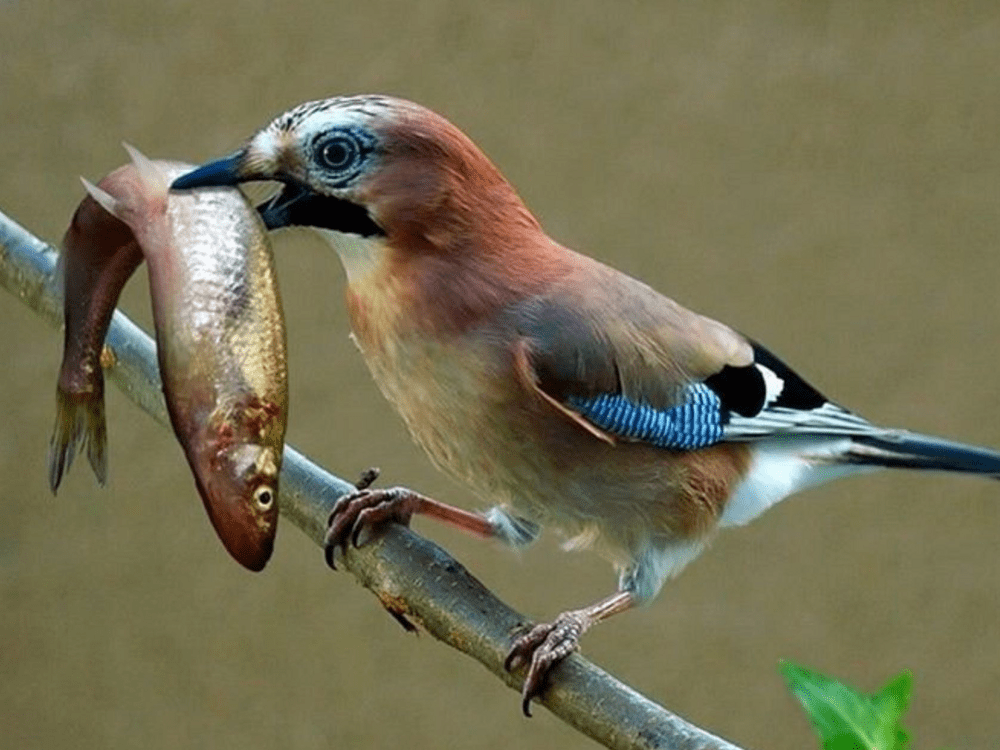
[{"left": 172, "top": 95, "right": 1000, "bottom": 713}]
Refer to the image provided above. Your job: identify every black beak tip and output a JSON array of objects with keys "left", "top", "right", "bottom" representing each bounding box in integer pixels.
[{"left": 170, "top": 153, "right": 243, "bottom": 191}]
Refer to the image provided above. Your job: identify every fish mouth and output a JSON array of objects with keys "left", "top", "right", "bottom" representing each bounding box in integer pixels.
[{"left": 227, "top": 533, "right": 274, "bottom": 573}]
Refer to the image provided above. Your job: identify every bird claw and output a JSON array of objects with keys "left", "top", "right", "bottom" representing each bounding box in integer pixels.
[
  {"left": 504, "top": 612, "right": 586, "bottom": 716},
  {"left": 323, "top": 473, "right": 420, "bottom": 570}
]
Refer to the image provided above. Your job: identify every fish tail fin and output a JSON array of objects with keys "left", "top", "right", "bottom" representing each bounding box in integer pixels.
[{"left": 48, "top": 388, "right": 108, "bottom": 493}]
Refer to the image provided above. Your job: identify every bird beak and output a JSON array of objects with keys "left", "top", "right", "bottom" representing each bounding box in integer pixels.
[
  {"left": 171, "top": 151, "right": 249, "bottom": 190},
  {"left": 171, "top": 149, "right": 307, "bottom": 230}
]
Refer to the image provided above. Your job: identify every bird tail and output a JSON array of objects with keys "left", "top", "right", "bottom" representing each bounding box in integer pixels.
[{"left": 841, "top": 431, "right": 1000, "bottom": 478}]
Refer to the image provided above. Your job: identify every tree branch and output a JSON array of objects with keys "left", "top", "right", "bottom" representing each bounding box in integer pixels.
[{"left": 0, "top": 207, "right": 748, "bottom": 750}]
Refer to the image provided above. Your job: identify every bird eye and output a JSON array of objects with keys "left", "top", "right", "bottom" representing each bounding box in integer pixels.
[
  {"left": 316, "top": 136, "right": 357, "bottom": 170},
  {"left": 253, "top": 485, "right": 275, "bottom": 510}
]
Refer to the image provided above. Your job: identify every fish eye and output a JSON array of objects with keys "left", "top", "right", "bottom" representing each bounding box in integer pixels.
[
  {"left": 316, "top": 135, "right": 357, "bottom": 171},
  {"left": 254, "top": 485, "right": 275, "bottom": 510}
]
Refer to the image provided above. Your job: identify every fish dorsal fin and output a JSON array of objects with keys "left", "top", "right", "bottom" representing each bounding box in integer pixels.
[{"left": 122, "top": 142, "right": 169, "bottom": 197}]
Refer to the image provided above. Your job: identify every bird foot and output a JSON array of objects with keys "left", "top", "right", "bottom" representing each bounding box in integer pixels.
[
  {"left": 504, "top": 610, "right": 589, "bottom": 716},
  {"left": 324, "top": 470, "right": 423, "bottom": 568}
]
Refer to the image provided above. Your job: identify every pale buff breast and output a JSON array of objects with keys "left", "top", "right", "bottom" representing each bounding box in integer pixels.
[{"left": 326, "top": 230, "right": 518, "bottom": 493}]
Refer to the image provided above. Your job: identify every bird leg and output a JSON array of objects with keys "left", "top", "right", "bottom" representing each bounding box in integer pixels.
[
  {"left": 324, "top": 469, "right": 499, "bottom": 569},
  {"left": 505, "top": 590, "right": 636, "bottom": 716}
]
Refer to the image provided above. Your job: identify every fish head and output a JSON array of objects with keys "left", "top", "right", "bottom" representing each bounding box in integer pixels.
[{"left": 192, "top": 417, "right": 283, "bottom": 572}]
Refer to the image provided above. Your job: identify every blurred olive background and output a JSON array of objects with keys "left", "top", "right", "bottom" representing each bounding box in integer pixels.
[{"left": 3, "top": 2, "right": 1000, "bottom": 748}]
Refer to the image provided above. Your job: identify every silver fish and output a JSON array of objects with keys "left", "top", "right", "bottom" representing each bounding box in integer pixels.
[{"left": 53, "top": 145, "right": 287, "bottom": 571}]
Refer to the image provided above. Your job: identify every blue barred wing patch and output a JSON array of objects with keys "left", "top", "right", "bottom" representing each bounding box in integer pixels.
[{"left": 566, "top": 384, "right": 724, "bottom": 450}]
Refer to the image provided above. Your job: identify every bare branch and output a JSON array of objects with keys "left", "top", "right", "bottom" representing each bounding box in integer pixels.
[{"left": 0, "top": 208, "right": 748, "bottom": 750}]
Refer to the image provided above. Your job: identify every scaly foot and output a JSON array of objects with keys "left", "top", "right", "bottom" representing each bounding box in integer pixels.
[
  {"left": 324, "top": 469, "right": 425, "bottom": 568},
  {"left": 504, "top": 591, "right": 634, "bottom": 715},
  {"left": 505, "top": 611, "right": 589, "bottom": 716}
]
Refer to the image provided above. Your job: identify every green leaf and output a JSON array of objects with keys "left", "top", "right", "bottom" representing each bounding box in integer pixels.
[
  {"left": 779, "top": 660, "right": 913, "bottom": 750},
  {"left": 873, "top": 671, "right": 912, "bottom": 750}
]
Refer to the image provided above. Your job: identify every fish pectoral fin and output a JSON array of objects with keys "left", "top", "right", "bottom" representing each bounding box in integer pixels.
[
  {"left": 122, "top": 143, "right": 170, "bottom": 196},
  {"left": 80, "top": 177, "right": 122, "bottom": 220}
]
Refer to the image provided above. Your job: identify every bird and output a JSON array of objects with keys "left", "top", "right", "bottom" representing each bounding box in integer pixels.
[{"left": 171, "top": 94, "right": 1000, "bottom": 714}]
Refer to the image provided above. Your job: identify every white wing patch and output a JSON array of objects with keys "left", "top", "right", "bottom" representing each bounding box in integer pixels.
[
  {"left": 723, "top": 401, "right": 888, "bottom": 440},
  {"left": 758, "top": 363, "right": 785, "bottom": 406}
]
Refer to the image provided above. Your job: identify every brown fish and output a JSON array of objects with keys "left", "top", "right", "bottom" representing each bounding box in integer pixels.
[
  {"left": 52, "top": 145, "right": 287, "bottom": 571},
  {"left": 49, "top": 166, "right": 143, "bottom": 491}
]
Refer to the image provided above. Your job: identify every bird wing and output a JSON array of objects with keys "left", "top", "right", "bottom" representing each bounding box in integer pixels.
[{"left": 511, "top": 260, "right": 884, "bottom": 450}]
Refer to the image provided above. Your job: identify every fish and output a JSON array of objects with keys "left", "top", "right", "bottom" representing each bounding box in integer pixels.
[
  {"left": 50, "top": 145, "right": 288, "bottom": 571},
  {"left": 49, "top": 165, "right": 143, "bottom": 492}
]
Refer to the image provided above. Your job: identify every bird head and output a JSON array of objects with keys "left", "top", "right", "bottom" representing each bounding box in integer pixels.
[{"left": 172, "top": 95, "right": 541, "bottom": 260}]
